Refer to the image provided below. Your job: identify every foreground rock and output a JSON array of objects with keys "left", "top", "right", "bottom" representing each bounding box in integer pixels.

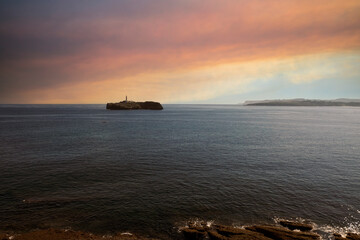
[
  {"left": 209, "top": 225, "right": 273, "bottom": 240},
  {"left": 182, "top": 227, "right": 207, "bottom": 240},
  {"left": 182, "top": 221, "right": 360, "bottom": 240},
  {"left": 279, "top": 221, "right": 313, "bottom": 231},
  {"left": 245, "top": 225, "right": 319, "bottom": 240},
  {"left": 106, "top": 101, "right": 163, "bottom": 110},
  {"left": 0, "top": 229, "right": 157, "bottom": 240},
  {"left": 334, "top": 233, "right": 360, "bottom": 240}
]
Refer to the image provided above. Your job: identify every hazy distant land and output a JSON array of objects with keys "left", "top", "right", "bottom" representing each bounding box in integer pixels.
[{"left": 243, "top": 98, "right": 360, "bottom": 106}]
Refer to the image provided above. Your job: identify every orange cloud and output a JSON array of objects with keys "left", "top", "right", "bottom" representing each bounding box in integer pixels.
[{"left": 14, "top": 50, "right": 359, "bottom": 104}]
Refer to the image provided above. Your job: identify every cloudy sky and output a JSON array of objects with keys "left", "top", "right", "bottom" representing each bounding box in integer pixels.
[{"left": 1, "top": 0, "right": 359, "bottom": 104}]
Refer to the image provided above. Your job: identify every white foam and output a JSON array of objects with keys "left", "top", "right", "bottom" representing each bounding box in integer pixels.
[
  {"left": 273, "top": 216, "right": 309, "bottom": 224},
  {"left": 315, "top": 222, "right": 360, "bottom": 236},
  {"left": 177, "top": 218, "right": 215, "bottom": 232},
  {"left": 179, "top": 217, "right": 359, "bottom": 239},
  {"left": 206, "top": 220, "right": 214, "bottom": 228},
  {"left": 273, "top": 216, "right": 360, "bottom": 239}
]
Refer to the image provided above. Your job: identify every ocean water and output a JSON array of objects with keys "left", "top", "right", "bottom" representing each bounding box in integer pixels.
[{"left": 0, "top": 104, "right": 359, "bottom": 238}]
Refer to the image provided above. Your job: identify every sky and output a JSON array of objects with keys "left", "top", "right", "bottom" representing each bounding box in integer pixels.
[{"left": 0, "top": 0, "right": 359, "bottom": 104}]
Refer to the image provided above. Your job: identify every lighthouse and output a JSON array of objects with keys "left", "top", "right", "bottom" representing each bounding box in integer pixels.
[{"left": 126, "top": 96, "right": 127, "bottom": 102}]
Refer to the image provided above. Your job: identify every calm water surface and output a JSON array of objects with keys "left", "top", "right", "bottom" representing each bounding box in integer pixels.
[{"left": 0, "top": 104, "right": 359, "bottom": 238}]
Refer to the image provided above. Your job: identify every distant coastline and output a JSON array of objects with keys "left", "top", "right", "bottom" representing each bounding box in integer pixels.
[{"left": 243, "top": 98, "right": 360, "bottom": 106}]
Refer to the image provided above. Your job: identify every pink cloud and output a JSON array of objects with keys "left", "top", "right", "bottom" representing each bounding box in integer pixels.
[{"left": 0, "top": 0, "right": 359, "bottom": 103}]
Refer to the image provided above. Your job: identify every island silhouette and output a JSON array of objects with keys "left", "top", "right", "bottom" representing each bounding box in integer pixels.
[{"left": 106, "top": 96, "right": 163, "bottom": 110}]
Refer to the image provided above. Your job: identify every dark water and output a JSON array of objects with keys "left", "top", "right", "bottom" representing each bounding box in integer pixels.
[{"left": 0, "top": 104, "right": 359, "bottom": 238}]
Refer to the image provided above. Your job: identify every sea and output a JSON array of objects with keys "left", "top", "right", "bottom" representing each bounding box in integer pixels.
[{"left": 0, "top": 104, "right": 359, "bottom": 239}]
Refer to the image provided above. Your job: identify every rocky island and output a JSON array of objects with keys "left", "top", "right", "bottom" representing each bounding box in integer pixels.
[{"left": 106, "top": 97, "right": 163, "bottom": 110}]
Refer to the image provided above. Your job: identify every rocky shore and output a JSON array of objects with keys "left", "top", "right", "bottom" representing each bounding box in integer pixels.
[
  {"left": 0, "top": 229, "right": 156, "bottom": 240},
  {"left": 181, "top": 220, "right": 360, "bottom": 240},
  {"left": 106, "top": 101, "right": 163, "bottom": 110},
  {"left": 1, "top": 221, "right": 359, "bottom": 240}
]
